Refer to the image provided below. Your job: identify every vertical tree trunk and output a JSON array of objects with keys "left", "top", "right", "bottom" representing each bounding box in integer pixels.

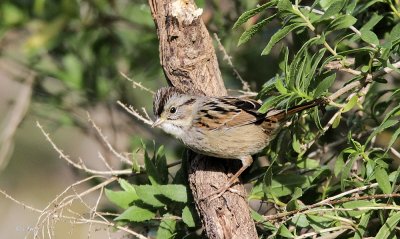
[{"left": 148, "top": 0, "right": 258, "bottom": 238}]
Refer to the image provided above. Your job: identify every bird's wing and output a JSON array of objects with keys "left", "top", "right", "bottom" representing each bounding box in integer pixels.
[{"left": 193, "top": 97, "right": 265, "bottom": 130}]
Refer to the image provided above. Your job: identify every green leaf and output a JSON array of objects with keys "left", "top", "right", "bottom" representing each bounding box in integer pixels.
[
  {"left": 258, "top": 94, "right": 287, "bottom": 113},
  {"left": 119, "top": 179, "right": 136, "bottom": 192},
  {"left": 277, "top": 0, "right": 293, "bottom": 13},
  {"left": 366, "top": 119, "right": 399, "bottom": 144},
  {"left": 144, "top": 146, "right": 161, "bottom": 185},
  {"left": 339, "top": 200, "right": 376, "bottom": 217},
  {"left": 332, "top": 112, "right": 341, "bottom": 128},
  {"left": 353, "top": 211, "right": 372, "bottom": 239},
  {"left": 292, "top": 134, "right": 301, "bottom": 153},
  {"left": 182, "top": 206, "right": 196, "bottom": 227},
  {"left": 375, "top": 212, "right": 400, "bottom": 238},
  {"left": 158, "top": 184, "right": 187, "bottom": 203},
  {"left": 334, "top": 151, "right": 345, "bottom": 176},
  {"left": 155, "top": 145, "right": 168, "bottom": 184},
  {"left": 314, "top": 73, "right": 336, "bottom": 97},
  {"left": 327, "top": 15, "right": 357, "bottom": 31},
  {"left": 389, "top": 23, "right": 400, "bottom": 43},
  {"left": 262, "top": 23, "right": 306, "bottom": 55},
  {"left": 157, "top": 215, "right": 176, "bottom": 239},
  {"left": 291, "top": 214, "right": 309, "bottom": 227},
  {"left": 320, "top": 0, "right": 345, "bottom": 20},
  {"left": 275, "top": 77, "right": 288, "bottom": 94},
  {"left": 116, "top": 205, "right": 156, "bottom": 222},
  {"left": 233, "top": 1, "right": 276, "bottom": 29},
  {"left": 278, "top": 224, "right": 294, "bottom": 238},
  {"left": 238, "top": 15, "right": 275, "bottom": 46},
  {"left": 375, "top": 166, "right": 391, "bottom": 194},
  {"left": 360, "top": 29, "right": 379, "bottom": 45},
  {"left": 385, "top": 127, "right": 400, "bottom": 154},
  {"left": 105, "top": 189, "right": 138, "bottom": 209},
  {"left": 342, "top": 95, "right": 358, "bottom": 113},
  {"left": 341, "top": 153, "right": 358, "bottom": 191},
  {"left": 251, "top": 209, "right": 278, "bottom": 230},
  {"left": 134, "top": 185, "right": 165, "bottom": 207}
]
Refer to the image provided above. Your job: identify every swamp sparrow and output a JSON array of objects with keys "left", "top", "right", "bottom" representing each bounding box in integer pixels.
[{"left": 152, "top": 87, "right": 326, "bottom": 199}]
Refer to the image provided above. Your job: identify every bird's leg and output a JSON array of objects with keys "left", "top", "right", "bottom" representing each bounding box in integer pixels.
[{"left": 202, "top": 155, "right": 253, "bottom": 201}]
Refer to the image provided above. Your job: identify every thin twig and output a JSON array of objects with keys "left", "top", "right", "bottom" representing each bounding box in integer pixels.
[
  {"left": 87, "top": 112, "right": 133, "bottom": 166},
  {"left": 0, "top": 189, "right": 42, "bottom": 213},
  {"left": 120, "top": 72, "right": 155, "bottom": 94},
  {"left": 117, "top": 101, "right": 154, "bottom": 126},
  {"left": 36, "top": 122, "right": 133, "bottom": 175},
  {"left": 213, "top": 33, "right": 251, "bottom": 92}
]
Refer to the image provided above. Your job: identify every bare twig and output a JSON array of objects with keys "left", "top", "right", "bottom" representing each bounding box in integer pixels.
[
  {"left": 117, "top": 101, "right": 154, "bottom": 126},
  {"left": 214, "top": 33, "right": 251, "bottom": 92},
  {"left": 87, "top": 112, "right": 133, "bottom": 166},
  {"left": 36, "top": 121, "right": 133, "bottom": 175},
  {"left": 120, "top": 72, "right": 155, "bottom": 94},
  {"left": 0, "top": 189, "right": 42, "bottom": 213}
]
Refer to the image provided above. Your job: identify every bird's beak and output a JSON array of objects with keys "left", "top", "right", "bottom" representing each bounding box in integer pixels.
[{"left": 152, "top": 118, "right": 164, "bottom": 128}]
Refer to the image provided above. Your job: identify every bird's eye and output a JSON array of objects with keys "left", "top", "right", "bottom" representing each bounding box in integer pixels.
[{"left": 169, "top": 107, "right": 177, "bottom": 114}]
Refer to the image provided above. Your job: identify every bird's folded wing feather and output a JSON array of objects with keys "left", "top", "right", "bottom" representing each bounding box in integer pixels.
[{"left": 193, "top": 97, "right": 265, "bottom": 130}]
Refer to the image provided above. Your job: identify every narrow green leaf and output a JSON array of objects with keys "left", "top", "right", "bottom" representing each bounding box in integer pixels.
[
  {"left": 360, "top": 29, "right": 379, "bottom": 45},
  {"left": 341, "top": 153, "right": 358, "bottom": 191},
  {"left": 366, "top": 119, "right": 399, "bottom": 144},
  {"left": 155, "top": 145, "right": 168, "bottom": 184},
  {"left": 320, "top": 0, "right": 345, "bottom": 20},
  {"left": 158, "top": 184, "right": 187, "bottom": 203},
  {"left": 342, "top": 95, "right": 358, "bottom": 113},
  {"left": 339, "top": 200, "right": 376, "bottom": 217},
  {"left": 353, "top": 211, "right": 372, "bottom": 239},
  {"left": 258, "top": 95, "right": 287, "bottom": 113},
  {"left": 327, "top": 15, "right": 357, "bottom": 31},
  {"left": 157, "top": 215, "right": 176, "bottom": 239},
  {"left": 334, "top": 151, "right": 345, "bottom": 176},
  {"left": 251, "top": 209, "right": 278, "bottom": 230},
  {"left": 116, "top": 205, "right": 156, "bottom": 222},
  {"left": 238, "top": 16, "right": 274, "bottom": 46},
  {"left": 278, "top": 224, "right": 294, "bottom": 238},
  {"left": 292, "top": 134, "right": 302, "bottom": 153},
  {"left": 375, "top": 166, "right": 391, "bottom": 194},
  {"left": 144, "top": 148, "right": 161, "bottom": 185},
  {"left": 314, "top": 73, "right": 336, "bottom": 97},
  {"left": 182, "top": 206, "right": 196, "bottom": 227},
  {"left": 262, "top": 23, "right": 306, "bottom": 55},
  {"left": 385, "top": 127, "right": 400, "bottom": 154},
  {"left": 332, "top": 112, "right": 341, "bottom": 128},
  {"left": 119, "top": 179, "right": 136, "bottom": 192},
  {"left": 134, "top": 185, "right": 165, "bottom": 207},
  {"left": 375, "top": 212, "right": 400, "bottom": 238},
  {"left": 105, "top": 189, "right": 138, "bottom": 209},
  {"left": 233, "top": 2, "right": 276, "bottom": 29},
  {"left": 389, "top": 23, "right": 400, "bottom": 43},
  {"left": 277, "top": 0, "right": 293, "bottom": 13},
  {"left": 304, "top": 48, "right": 326, "bottom": 90},
  {"left": 275, "top": 77, "right": 288, "bottom": 94}
]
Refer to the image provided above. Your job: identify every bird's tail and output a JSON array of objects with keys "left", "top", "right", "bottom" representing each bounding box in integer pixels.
[{"left": 267, "top": 98, "right": 328, "bottom": 121}]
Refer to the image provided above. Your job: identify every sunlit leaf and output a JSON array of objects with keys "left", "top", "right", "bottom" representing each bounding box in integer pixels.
[{"left": 116, "top": 205, "right": 156, "bottom": 222}]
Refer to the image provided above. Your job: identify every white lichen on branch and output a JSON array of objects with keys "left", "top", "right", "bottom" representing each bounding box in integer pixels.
[{"left": 171, "top": 0, "right": 203, "bottom": 24}]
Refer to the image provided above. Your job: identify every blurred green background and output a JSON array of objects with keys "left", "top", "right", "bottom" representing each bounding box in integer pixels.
[{"left": 0, "top": 0, "right": 281, "bottom": 238}]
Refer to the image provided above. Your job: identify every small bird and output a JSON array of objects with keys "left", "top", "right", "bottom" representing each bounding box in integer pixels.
[{"left": 152, "top": 87, "right": 326, "bottom": 199}]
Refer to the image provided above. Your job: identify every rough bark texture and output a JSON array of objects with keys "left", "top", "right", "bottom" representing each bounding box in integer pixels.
[{"left": 148, "top": 0, "right": 258, "bottom": 238}]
